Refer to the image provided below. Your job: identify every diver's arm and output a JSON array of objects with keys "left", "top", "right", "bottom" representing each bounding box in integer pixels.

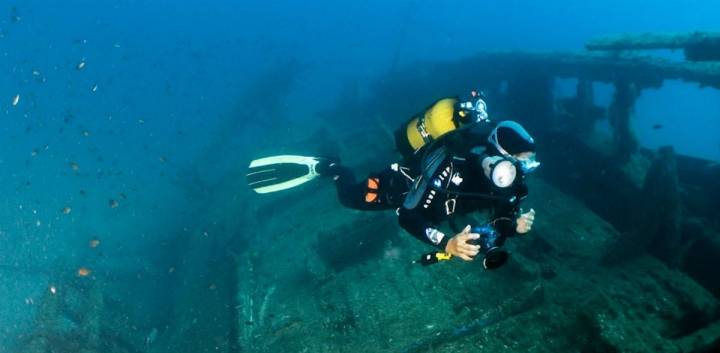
[
  {"left": 490, "top": 189, "right": 524, "bottom": 238},
  {"left": 398, "top": 152, "right": 454, "bottom": 249},
  {"left": 490, "top": 184, "right": 533, "bottom": 237},
  {"left": 490, "top": 208, "right": 519, "bottom": 239},
  {"left": 515, "top": 209, "right": 535, "bottom": 233},
  {"left": 398, "top": 207, "right": 450, "bottom": 249},
  {"left": 398, "top": 208, "right": 480, "bottom": 261}
]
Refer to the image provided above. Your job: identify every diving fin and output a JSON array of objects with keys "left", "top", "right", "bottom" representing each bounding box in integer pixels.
[{"left": 246, "top": 155, "right": 322, "bottom": 194}]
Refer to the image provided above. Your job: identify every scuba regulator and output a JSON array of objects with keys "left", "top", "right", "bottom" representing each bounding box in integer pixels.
[
  {"left": 416, "top": 224, "right": 509, "bottom": 270},
  {"left": 458, "top": 90, "right": 489, "bottom": 124}
]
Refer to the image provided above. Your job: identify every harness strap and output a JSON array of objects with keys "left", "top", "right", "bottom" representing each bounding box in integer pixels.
[{"left": 391, "top": 163, "right": 415, "bottom": 182}]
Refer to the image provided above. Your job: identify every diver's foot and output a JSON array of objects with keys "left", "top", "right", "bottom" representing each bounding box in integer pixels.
[{"left": 315, "top": 157, "right": 341, "bottom": 177}]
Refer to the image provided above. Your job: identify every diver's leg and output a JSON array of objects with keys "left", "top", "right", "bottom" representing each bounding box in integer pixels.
[
  {"left": 337, "top": 166, "right": 409, "bottom": 211},
  {"left": 317, "top": 159, "right": 393, "bottom": 211},
  {"left": 332, "top": 165, "right": 378, "bottom": 210}
]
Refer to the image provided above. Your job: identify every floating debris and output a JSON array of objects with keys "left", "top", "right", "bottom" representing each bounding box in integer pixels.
[
  {"left": 109, "top": 199, "right": 119, "bottom": 208},
  {"left": 76, "top": 60, "right": 86, "bottom": 71},
  {"left": 49, "top": 286, "right": 56, "bottom": 295},
  {"left": 77, "top": 267, "right": 91, "bottom": 277},
  {"left": 61, "top": 207, "right": 72, "bottom": 215},
  {"left": 64, "top": 112, "right": 74, "bottom": 124},
  {"left": 10, "top": 7, "right": 21, "bottom": 23},
  {"left": 11, "top": 94, "right": 19, "bottom": 106},
  {"left": 89, "top": 239, "right": 100, "bottom": 248},
  {"left": 145, "top": 328, "right": 158, "bottom": 348}
]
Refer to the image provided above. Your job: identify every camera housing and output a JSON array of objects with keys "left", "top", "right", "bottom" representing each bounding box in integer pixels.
[{"left": 470, "top": 225, "right": 509, "bottom": 270}]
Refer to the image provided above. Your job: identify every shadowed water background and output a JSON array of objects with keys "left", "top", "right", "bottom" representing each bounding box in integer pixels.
[{"left": 0, "top": 1, "right": 719, "bottom": 352}]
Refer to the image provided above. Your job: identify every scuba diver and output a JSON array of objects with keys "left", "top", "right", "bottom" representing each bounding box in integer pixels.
[{"left": 246, "top": 92, "right": 538, "bottom": 269}]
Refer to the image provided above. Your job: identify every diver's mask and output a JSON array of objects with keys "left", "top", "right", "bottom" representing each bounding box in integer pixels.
[
  {"left": 518, "top": 155, "right": 540, "bottom": 174},
  {"left": 458, "top": 90, "right": 489, "bottom": 123}
]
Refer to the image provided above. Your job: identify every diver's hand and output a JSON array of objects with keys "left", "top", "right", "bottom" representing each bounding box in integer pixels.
[
  {"left": 516, "top": 208, "right": 535, "bottom": 234},
  {"left": 444, "top": 225, "right": 480, "bottom": 261}
]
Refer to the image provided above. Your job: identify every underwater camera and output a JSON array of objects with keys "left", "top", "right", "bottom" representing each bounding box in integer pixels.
[
  {"left": 416, "top": 224, "right": 509, "bottom": 269},
  {"left": 469, "top": 225, "right": 509, "bottom": 270}
]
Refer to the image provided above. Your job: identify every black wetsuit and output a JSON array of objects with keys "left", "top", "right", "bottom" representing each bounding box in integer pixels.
[
  {"left": 331, "top": 143, "right": 528, "bottom": 249},
  {"left": 332, "top": 165, "right": 413, "bottom": 211}
]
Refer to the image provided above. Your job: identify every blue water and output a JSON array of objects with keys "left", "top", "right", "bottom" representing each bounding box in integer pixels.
[{"left": 1, "top": 1, "right": 720, "bottom": 352}]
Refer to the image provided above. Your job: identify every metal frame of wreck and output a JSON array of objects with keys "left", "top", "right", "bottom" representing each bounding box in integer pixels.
[{"left": 357, "top": 39, "right": 720, "bottom": 297}]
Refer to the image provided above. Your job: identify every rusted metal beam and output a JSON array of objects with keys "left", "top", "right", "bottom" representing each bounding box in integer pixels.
[
  {"left": 457, "top": 51, "right": 720, "bottom": 89},
  {"left": 586, "top": 32, "right": 720, "bottom": 62}
]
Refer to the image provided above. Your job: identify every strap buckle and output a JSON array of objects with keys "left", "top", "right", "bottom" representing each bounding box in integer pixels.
[
  {"left": 445, "top": 198, "right": 456, "bottom": 215},
  {"left": 416, "top": 117, "right": 432, "bottom": 143}
]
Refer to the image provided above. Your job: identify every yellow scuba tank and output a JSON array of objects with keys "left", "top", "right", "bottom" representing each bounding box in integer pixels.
[
  {"left": 405, "top": 98, "right": 459, "bottom": 151},
  {"left": 396, "top": 94, "right": 487, "bottom": 159}
]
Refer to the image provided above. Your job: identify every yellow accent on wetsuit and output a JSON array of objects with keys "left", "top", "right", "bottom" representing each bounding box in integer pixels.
[{"left": 436, "top": 252, "right": 453, "bottom": 261}]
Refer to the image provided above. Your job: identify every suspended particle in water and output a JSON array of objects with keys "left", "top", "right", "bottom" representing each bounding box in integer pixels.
[
  {"left": 49, "top": 286, "right": 57, "bottom": 295},
  {"left": 61, "top": 207, "right": 72, "bottom": 214},
  {"left": 77, "top": 267, "right": 91, "bottom": 277},
  {"left": 89, "top": 239, "right": 100, "bottom": 248},
  {"left": 109, "top": 199, "right": 119, "bottom": 208},
  {"left": 76, "top": 60, "right": 86, "bottom": 71},
  {"left": 91, "top": 84, "right": 98, "bottom": 92},
  {"left": 11, "top": 94, "right": 19, "bottom": 106},
  {"left": 69, "top": 161, "right": 79, "bottom": 171},
  {"left": 10, "top": 7, "right": 21, "bottom": 23}
]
